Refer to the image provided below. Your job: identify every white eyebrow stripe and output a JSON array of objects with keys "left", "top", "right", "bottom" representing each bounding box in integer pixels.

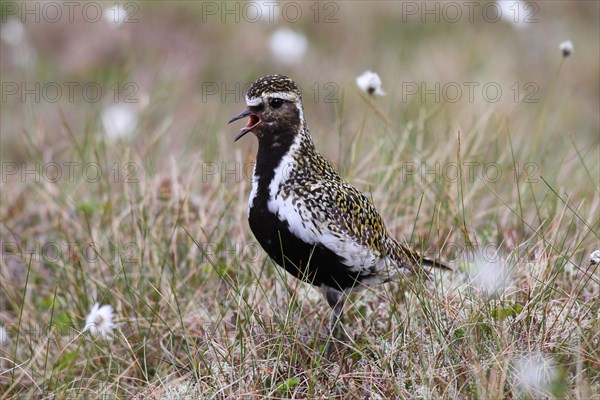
[
  {"left": 245, "top": 96, "right": 262, "bottom": 106},
  {"left": 268, "top": 92, "right": 298, "bottom": 102}
]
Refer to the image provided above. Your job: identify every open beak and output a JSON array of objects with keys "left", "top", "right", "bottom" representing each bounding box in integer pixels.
[{"left": 228, "top": 108, "right": 261, "bottom": 142}]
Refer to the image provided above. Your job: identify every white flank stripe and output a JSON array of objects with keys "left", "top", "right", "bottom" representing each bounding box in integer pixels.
[{"left": 248, "top": 165, "right": 259, "bottom": 214}]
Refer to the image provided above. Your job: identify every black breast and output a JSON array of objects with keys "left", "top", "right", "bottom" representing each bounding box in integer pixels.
[
  {"left": 248, "top": 129, "right": 368, "bottom": 290},
  {"left": 248, "top": 184, "right": 365, "bottom": 290}
]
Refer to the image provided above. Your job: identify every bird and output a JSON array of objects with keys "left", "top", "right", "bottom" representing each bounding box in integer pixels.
[{"left": 229, "top": 74, "right": 449, "bottom": 354}]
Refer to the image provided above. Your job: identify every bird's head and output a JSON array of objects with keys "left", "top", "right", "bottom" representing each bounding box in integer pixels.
[{"left": 229, "top": 74, "right": 305, "bottom": 142}]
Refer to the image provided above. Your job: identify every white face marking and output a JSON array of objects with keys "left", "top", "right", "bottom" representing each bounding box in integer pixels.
[
  {"left": 245, "top": 91, "right": 299, "bottom": 107},
  {"left": 246, "top": 91, "right": 302, "bottom": 216},
  {"left": 245, "top": 96, "right": 262, "bottom": 106},
  {"left": 267, "top": 91, "right": 298, "bottom": 102}
]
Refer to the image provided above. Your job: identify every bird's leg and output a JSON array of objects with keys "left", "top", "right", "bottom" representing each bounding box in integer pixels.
[{"left": 320, "top": 285, "right": 347, "bottom": 356}]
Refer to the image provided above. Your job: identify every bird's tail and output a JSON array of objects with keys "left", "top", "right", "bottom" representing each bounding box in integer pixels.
[
  {"left": 400, "top": 244, "right": 452, "bottom": 272},
  {"left": 421, "top": 256, "right": 452, "bottom": 271}
]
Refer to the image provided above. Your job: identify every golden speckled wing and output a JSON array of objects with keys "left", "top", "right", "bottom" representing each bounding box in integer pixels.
[{"left": 325, "top": 180, "right": 388, "bottom": 253}]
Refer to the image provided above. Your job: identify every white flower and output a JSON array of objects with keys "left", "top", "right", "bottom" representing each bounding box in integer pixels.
[
  {"left": 0, "top": 17, "right": 25, "bottom": 47},
  {"left": 1, "top": 17, "right": 37, "bottom": 69},
  {"left": 268, "top": 28, "right": 308, "bottom": 65},
  {"left": 247, "top": 1, "right": 279, "bottom": 23},
  {"left": 83, "top": 303, "right": 115, "bottom": 339},
  {"left": 559, "top": 40, "right": 574, "bottom": 57},
  {"left": 162, "top": 381, "right": 198, "bottom": 400},
  {"left": 101, "top": 104, "right": 138, "bottom": 142},
  {"left": 590, "top": 250, "right": 600, "bottom": 265},
  {"left": 356, "top": 71, "right": 385, "bottom": 96},
  {"left": 104, "top": 4, "right": 127, "bottom": 26},
  {"left": 513, "top": 353, "right": 558, "bottom": 396},
  {"left": 496, "top": 0, "right": 528, "bottom": 29},
  {"left": 0, "top": 326, "right": 8, "bottom": 345},
  {"left": 466, "top": 250, "right": 510, "bottom": 296}
]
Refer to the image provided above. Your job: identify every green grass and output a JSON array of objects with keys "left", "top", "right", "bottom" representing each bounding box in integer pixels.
[{"left": 1, "top": 2, "right": 599, "bottom": 399}]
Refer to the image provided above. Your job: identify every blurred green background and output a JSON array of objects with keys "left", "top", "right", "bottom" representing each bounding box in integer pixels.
[
  {"left": 1, "top": 1, "right": 598, "bottom": 165},
  {"left": 2, "top": 1, "right": 598, "bottom": 249}
]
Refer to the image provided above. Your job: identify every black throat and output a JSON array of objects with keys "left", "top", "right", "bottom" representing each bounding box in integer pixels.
[{"left": 253, "top": 128, "right": 297, "bottom": 202}]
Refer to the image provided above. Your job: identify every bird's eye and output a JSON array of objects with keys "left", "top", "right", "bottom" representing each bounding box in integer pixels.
[{"left": 269, "top": 98, "right": 283, "bottom": 109}]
